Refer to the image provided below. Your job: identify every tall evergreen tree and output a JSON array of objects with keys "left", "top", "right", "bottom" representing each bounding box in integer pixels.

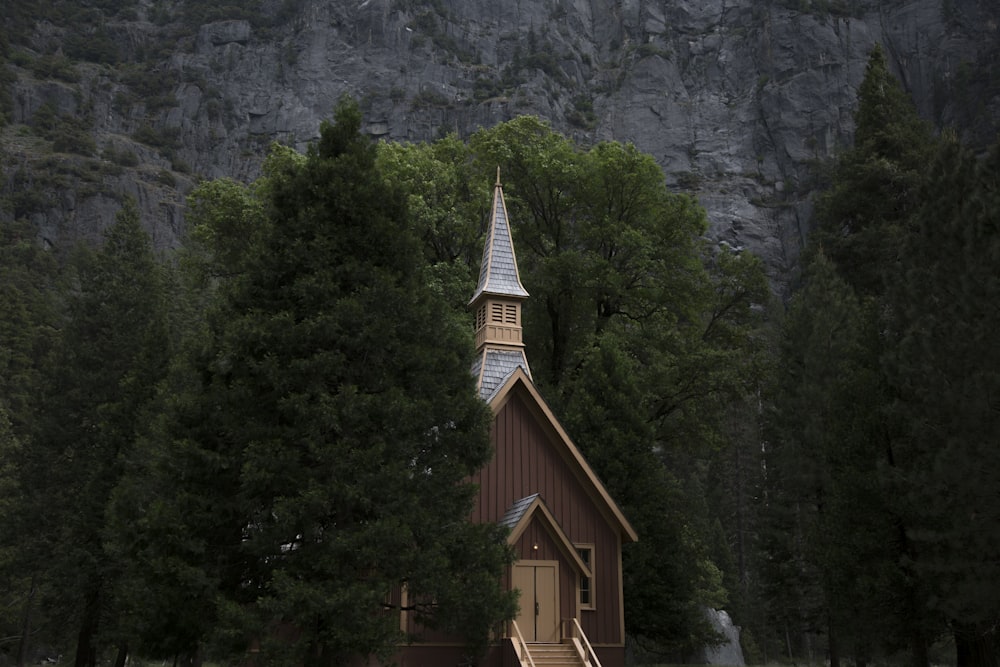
[
  {"left": 887, "top": 137, "right": 1000, "bottom": 667},
  {"left": 812, "top": 43, "right": 936, "bottom": 297},
  {"left": 141, "top": 98, "right": 515, "bottom": 665},
  {"left": 766, "top": 43, "right": 944, "bottom": 667},
  {"left": 558, "top": 337, "right": 727, "bottom": 658},
  {"left": 6, "top": 199, "right": 170, "bottom": 667},
  {"left": 765, "top": 251, "right": 921, "bottom": 667},
  {"left": 0, "top": 217, "right": 60, "bottom": 666}
]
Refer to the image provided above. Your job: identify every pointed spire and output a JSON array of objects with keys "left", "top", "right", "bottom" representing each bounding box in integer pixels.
[
  {"left": 470, "top": 171, "right": 529, "bottom": 305},
  {"left": 470, "top": 170, "right": 531, "bottom": 400}
]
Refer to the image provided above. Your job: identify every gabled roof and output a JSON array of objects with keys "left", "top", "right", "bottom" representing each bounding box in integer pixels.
[
  {"left": 490, "top": 368, "right": 638, "bottom": 544},
  {"left": 501, "top": 494, "right": 592, "bottom": 577},
  {"left": 469, "top": 175, "right": 529, "bottom": 305},
  {"left": 499, "top": 493, "right": 540, "bottom": 531}
]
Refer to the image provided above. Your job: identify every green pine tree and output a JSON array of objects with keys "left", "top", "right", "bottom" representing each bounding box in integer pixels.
[
  {"left": 812, "top": 43, "right": 936, "bottom": 297},
  {"left": 144, "top": 98, "right": 515, "bottom": 665},
  {"left": 887, "top": 136, "right": 1000, "bottom": 667},
  {"left": 10, "top": 198, "right": 171, "bottom": 667},
  {"left": 0, "top": 216, "right": 61, "bottom": 667},
  {"left": 771, "top": 43, "right": 944, "bottom": 667}
]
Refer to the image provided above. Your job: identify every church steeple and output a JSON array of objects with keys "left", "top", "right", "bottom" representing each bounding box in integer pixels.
[{"left": 470, "top": 170, "right": 531, "bottom": 400}]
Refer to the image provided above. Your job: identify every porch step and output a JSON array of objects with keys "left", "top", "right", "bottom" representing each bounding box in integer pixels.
[{"left": 527, "top": 642, "right": 583, "bottom": 667}]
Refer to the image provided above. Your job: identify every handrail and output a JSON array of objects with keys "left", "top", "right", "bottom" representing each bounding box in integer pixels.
[
  {"left": 509, "top": 620, "right": 537, "bottom": 667},
  {"left": 567, "top": 617, "right": 603, "bottom": 667}
]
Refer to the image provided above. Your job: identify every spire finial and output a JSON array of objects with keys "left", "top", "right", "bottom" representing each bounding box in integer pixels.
[{"left": 496, "top": 166, "right": 502, "bottom": 188}]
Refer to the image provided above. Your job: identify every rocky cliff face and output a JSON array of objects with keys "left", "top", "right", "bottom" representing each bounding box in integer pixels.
[{"left": 3, "top": 0, "right": 998, "bottom": 294}]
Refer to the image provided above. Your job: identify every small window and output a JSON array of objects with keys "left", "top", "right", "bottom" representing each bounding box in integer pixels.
[
  {"left": 505, "top": 304, "right": 517, "bottom": 324},
  {"left": 476, "top": 306, "right": 487, "bottom": 330},
  {"left": 577, "top": 545, "right": 595, "bottom": 610},
  {"left": 490, "top": 303, "right": 504, "bottom": 323}
]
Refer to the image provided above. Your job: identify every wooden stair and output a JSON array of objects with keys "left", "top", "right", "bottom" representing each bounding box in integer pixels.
[{"left": 526, "top": 642, "right": 585, "bottom": 667}]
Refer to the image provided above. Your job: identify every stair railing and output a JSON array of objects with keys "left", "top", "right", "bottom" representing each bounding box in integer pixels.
[
  {"left": 565, "top": 617, "right": 603, "bottom": 667},
  {"left": 509, "top": 620, "right": 537, "bottom": 667}
]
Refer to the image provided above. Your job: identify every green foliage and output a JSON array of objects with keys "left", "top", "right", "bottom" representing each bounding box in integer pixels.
[
  {"left": 811, "top": 44, "right": 935, "bottom": 297},
  {"left": 182, "top": 173, "right": 272, "bottom": 293},
  {"left": 472, "top": 76, "right": 505, "bottom": 101},
  {"left": 376, "top": 135, "right": 485, "bottom": 307},
  {"left": 102, "top": 145, "right": 139, "bottom": 167},
  {"left": 411, "top": 88, "right": 452, "bottom": 109},
  {"left": 516, "top": 48, "right": 568, "bottom": 86},
  {"left": 29, "top": 54, "right": 79, "bottom": 82},
  {"left": 30, "top": 104, "right": 97, "bottom": 156},
  {"left": 129, "top": 98, "right": 516, "bottom": 663},
  {"left": 64, "top": 27, "right": 121, "bottom": 64},
  {"left": 466, "top": 116, "right": 770, "bottom": 654},
  {"left": 0, "top": 215, "right": 59, "bottom": 436},
  {"left": 118, "top": 65, "right": 180, "bottom": 110},
  {"left": 0, "top": 199, "right": 170, "bottom": 667},
  {"left": 408, "top": 9, "right": 474, "bottom": 62},
  {"left": 131, "top": 123, "right": 181, "bottom": 151},
  {"left": 0, "top": 59, "right": 16, "bottom": 126},
  {"left": 886, "top": 137, "right": 1000, "bottom": 663},
  {"left": 565, "top": 94, "right": 597, "bottom": 129},
  {"left": 154, "top": 168, "right": 175, "bottom": 187},
  {"left": 559, "top": 339, "right": 723, "bottom": 656},
  {"left": 759, "top": 45, "right": 942, "bottom": 667},
  {"left": 765, "top": 251, "right": 919, "bottom": 663},
  {"left": 765, "top": 44, "right": 1000, "bottom": 667},
  {"left": 0, "top": 222, "right": 59, "bottom": 667}
]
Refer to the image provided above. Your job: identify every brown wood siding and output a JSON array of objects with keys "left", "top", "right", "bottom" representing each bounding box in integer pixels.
[{"left": 471, "top": 391, "right": 624, "bottom": 646}]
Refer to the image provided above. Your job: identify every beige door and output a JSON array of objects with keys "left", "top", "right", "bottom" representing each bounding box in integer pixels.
[{"left": 512, "top": 562, "right": 559, "bottom": 642}]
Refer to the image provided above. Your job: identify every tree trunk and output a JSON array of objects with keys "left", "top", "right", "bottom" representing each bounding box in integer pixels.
[
  {"left": 955, "top": 623, "right": 999, "bottom": 667},
  {"left": 177, "top": 645, "right": 202, "bottom": 667},
  {"left": 784, "top": 621, "right": 794, "bottom": 664},
  {"left": 74, "top": 587, "right": 101, "bottom": 667},
  {"left": 112, "top": 642, "right": 128, "bottom": 667},
  {"left": 909, "top": 623, "right": 930, "bottom": 667},
  {"left": 828, "top": 612, "right": 840, "bottom": 667},
  {"left": 15, "top": 578, "right": 36, "bottom": 667}
]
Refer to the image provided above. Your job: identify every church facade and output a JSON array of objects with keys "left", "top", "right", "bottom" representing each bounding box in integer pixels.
[{"left": 393, "top": 174, "right": 637, "bottom": 667}]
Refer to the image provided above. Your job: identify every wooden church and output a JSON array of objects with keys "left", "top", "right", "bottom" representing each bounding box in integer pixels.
[{"left": 394, "top": 174, "right": 637, "bottom": 667}]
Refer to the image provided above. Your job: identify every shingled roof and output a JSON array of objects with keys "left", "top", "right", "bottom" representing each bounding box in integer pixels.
[
  {"left": 498, "top": 493, "right": 540, "bottom": 531},
  {"left": 469, "top": 173, "right": 529, "bottom": 305},
  {"left": 471, "top": 348, "right": 530, "bottom": 402}
]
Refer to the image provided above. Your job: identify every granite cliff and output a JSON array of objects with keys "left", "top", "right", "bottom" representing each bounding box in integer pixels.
[{"left": 2, "top": 0, "right": 998, "bottom": 293}]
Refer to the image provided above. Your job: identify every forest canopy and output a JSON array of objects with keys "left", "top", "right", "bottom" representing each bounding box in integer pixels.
[{"left": 0, "top": 100, "right": 770, "bottom": 666}]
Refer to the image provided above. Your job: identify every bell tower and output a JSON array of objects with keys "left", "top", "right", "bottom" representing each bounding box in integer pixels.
[{"left": 470, "top": 170, "right": 531, "bottom": 400}]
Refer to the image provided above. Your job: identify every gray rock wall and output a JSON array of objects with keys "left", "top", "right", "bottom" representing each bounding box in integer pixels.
[{"left": 3, "top": 0, "right": 997, "bottom": 294}]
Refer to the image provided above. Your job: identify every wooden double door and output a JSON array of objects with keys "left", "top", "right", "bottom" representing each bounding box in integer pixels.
[{"left": 512, "top": 562, "right": 560, "bottom": 642}]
